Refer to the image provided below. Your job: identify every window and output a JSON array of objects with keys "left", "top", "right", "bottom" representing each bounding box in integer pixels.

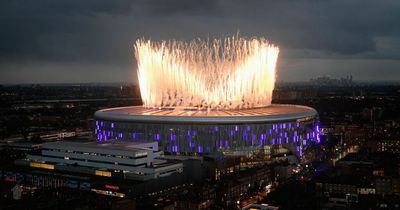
[
  {"left": 95, "top": 170, "right": 112, "bottom": 177},
  {"left": 30, "top": 162, "right": 54, "bottom": 170}
]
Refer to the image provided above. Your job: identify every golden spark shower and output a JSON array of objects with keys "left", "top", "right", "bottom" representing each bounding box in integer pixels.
[{"left": 134, "top": 35, "right": 279, "bottom": 110}]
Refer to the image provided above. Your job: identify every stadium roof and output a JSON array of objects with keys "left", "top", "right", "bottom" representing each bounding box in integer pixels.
[{"left": 94, "top": 104, "right": 318, "bottom": 124}]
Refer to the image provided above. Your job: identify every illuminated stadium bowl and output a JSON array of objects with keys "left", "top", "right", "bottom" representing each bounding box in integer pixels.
[{"left": 94, "top": 104, "right": 319, "bottom": 156}]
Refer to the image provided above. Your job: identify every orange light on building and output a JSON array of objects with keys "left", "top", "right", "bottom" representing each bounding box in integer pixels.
[
  {"left": 30, "top": 162, "right": 54, "bottom": 170},
  {"left": 95, "top": 170, "right": 112, "bottom": 177}
]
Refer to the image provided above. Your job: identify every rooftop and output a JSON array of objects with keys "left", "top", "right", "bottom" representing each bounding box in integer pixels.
[
  {"left": 42, "top": 141, "right": 157, "bottom": 153},
  {"left": 94, "top": 104, "right": 318, "bottom": 124}
]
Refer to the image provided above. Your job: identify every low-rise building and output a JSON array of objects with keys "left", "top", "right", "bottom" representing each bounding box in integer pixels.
[
  {"left": 15, "top": 141, "right": 183, "bottom": 181},
  {"left": 377, "top": 139, "right": 400, "bottom": 155}
]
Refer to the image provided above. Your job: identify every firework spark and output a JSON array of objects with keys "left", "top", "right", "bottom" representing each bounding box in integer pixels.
[{"left": 135, "top": 35, "right": 279, "bottom": 110}]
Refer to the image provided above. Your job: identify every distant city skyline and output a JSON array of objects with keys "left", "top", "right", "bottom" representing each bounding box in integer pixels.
[{"left": 1, "top": 0, "right": 400, "bottom": 84}]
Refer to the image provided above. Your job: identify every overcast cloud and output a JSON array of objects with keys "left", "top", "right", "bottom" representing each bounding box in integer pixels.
[{"left": 0, "top": 0, "right": 399, "bottom": 83}]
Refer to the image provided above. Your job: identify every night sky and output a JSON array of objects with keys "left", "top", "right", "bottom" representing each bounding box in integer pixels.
[{"left": 1, "top": 0, "right": 399, "bottom": 84}]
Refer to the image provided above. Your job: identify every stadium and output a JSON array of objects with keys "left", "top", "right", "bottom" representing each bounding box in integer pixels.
[
  {"left": 93, "top": 36, "right": 320, "bottom": 157},
  {"left": 93, "top": 104, "right": 319, "bottom": 157}
]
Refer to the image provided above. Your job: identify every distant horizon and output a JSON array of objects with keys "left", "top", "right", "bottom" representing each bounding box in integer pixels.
[{"left": 2, "top": 79, "right": 400, "bottom": 86}]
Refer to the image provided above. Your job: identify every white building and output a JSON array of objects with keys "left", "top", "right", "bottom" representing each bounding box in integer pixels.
[{"left": 16, "top": 141, "right": 183, "bottom": 181}]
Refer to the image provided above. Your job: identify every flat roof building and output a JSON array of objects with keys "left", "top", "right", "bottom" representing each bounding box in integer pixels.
[{"left": 16, "top": 141, "right": 183, "bottom": 181}]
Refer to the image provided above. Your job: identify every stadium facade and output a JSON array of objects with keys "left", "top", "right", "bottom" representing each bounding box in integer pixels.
[{"left": 94, "top": 104, "right": 319, "bottom": 157}]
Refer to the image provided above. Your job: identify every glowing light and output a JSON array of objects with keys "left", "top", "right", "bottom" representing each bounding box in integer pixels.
[{"left": 135, "top": 35, "right": 279, "bottom": 110}]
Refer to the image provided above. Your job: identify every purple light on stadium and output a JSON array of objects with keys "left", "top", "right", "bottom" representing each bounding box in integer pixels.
[{"left": 206, "top": 146, "right": 210, "bottom": 152}]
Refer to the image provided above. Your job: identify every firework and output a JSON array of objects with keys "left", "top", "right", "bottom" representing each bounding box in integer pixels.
[{"left": 135, "top": 35, "right": 279, "bottom": 110}]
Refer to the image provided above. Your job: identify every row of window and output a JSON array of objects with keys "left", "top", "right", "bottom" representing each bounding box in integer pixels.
[
  {"left": 42, "top": 148, "right": 148, "bottom": 160},
  {"left": 38, "top": 154, "right": 148, "bottom": 168}
]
